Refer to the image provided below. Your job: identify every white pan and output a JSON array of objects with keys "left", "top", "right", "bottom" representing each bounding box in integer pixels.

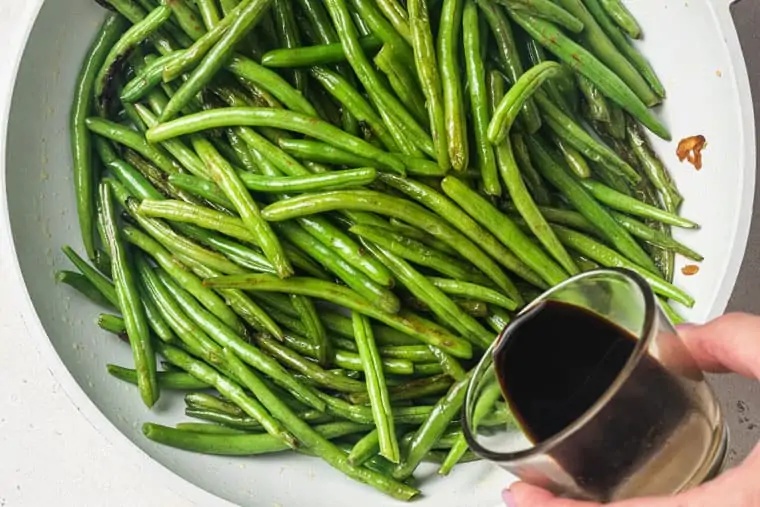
[{"left": 0, "top": 0, "right": 754, "bottom": 506}]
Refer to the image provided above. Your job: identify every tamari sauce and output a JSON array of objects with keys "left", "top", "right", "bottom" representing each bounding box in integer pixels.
[{"left": 494, "top": 300, "right": 690, "bottom": 499}]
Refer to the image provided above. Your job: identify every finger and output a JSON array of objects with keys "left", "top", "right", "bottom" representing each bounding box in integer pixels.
[
  {"left": 508, "top": 482, "right": 600, "bottom": 507},
  {"left": 678, "top": 313, "right": 760, "bottom": 379}
]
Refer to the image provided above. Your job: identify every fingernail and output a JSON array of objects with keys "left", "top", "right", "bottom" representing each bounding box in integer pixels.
[
  {"left": 676, "top": 323, "right": 696, "bottom": 332},
  {"left": 502, "top": 489, "right": 517, "bottom": 507}
]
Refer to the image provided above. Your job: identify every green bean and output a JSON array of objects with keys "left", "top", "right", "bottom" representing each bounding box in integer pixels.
[
  {"left": 583, "top": 0, "right": 663, "bottom": 99},
  {"left": 486, "top": 306, "right": 512, "bottom": 333},
  {"left": 518, "top": 204, "right": 703, "bottom": 261},
  {"left": 526, "top": 136, "right": 661, "bottom": 274},
  {"left": 137, "top": 200, "right": 327, "bottom": 278},
  {"left": 294, "top": 1, "right": 362, "bottom": 139},
  {"left": 161, "top": 1, "right": 273, "bottom": 120},
  {"left": 94, "top": 6, "right": 171, "bottom": 113},
  {"left": 374, "top": 0, "right": 411, "bottom": 42},
  {"left": 185, "top": 408, "right": 268, "bottom": 430},
  {"left": 364, "top": 242, "right": 494, "bottom": 348},
  {"left": 220, "top": 349, "right": 419, "bottom": 500},
  {"left": 511, "top": 132, "right": 551, "bottom": 206},
  {"left": 408, "top": 0, "right": 449, "bottom": 170},
  {"left": 441, "top": 176, "right": 570, "bottom": 286},
  {"left": 261, "top": 35, "right": 382, "bottom": 67},
  {"left": 260, "top": 189, "right": 523, "bottom": 298},
  {"left": 549, "top": 226, "right": 694, "bottom": 307},
  {"left": 463, "top": 1, "right": 498, "bottom": 194},
  {"left": 157, "top": 343, "right": 297, "bottom": 447},
  {"left": 94, "top": 138, "right": 164, "bottom": 201},
  {"left": 97, "top": 0, "right": 178, "bottom": 55},
  {"left": 318, "top": 311, "right": 419, "bottom": 347},
  {"left": 325, "top": 0, "right": 435, "bottom": 157},
  {"left": 555, "top": 0, "right": 656, "bottom": 101},
  {"left": 270, "top": 0, "right": 307, "bottom": 92},
  {"left": 98, "top": 313, "right": 125, "bottom": 335},
  {"left": 426, "top": 345, "right": 467, "bottom": 381},
  {"left": 205, "top": 275, "right": 473, "bottom": 359},
  {"left": 498, "top": 0, "right": 583, "bottom": 33},
  {"left": 147, "top": 108, "right": 406, "bottom": 174},
  {"left": 350, "top": 0, "right": 415, "bottom": 63},
  {"left": 107, "top": 364, "right": 211, "bottom": 390},
  {"left": 392, "top": 375, "right": 470, "bottom": 479},
  {"left": 235, "top": 127, "right": 311, "bottom": 177},
  {"left": 141, "top": 259, "right": 259, "bottom": 365},
  {"left": 476, "top": 0, "right": 542, "bottom": 134},
  {"left": 400, "top": 426, "right": 461, "bottom": 450},
  {"left": 496, "top": 133, "right": 579, "bottom": 275},
  {"left": 174, "top": 423, "right": 248, "bottom": 436},
  {"left": 599, "top": 0, "right": 641, "bottom": 39},
  {"left": 291, "top": 294, "right": 330, "bottom": 366},
  {"left": 57, "top": 271, "right": 116, "bottom": 309},
  {"left": 347, "top": 428, "right": 381, "bottom": 466},
  {"left": 626, "top": 117, "right": 682, "bottom": 211},
  {"left": 277, "top": 138, "right": 444, "bottom": 176},
  {"left": 186, "top": 393, "right": 245, "bottom": 416},
  {"left": 384, "top": 219, "right": 459, "bottom": 255},
  {"left": 154, "top": 269, "right": 327, "bottom": 411},
  {"left": 349, "top": 225, "right": 489, "bottom": 284},
  {"left": 247, "top": 168, "right": 379, "bottom": 192},
  {"left": 347, "top": 374, "right": 454, "bottom": 405},
  {"left": 144, "top": 420, "right": 373, "bottom": 455},
  {"left": 553, "top": 135, "right": 592, "bottom": 179},
  {"left": 165, "top": 1, "right": 206, "bottom": 40},
  {"left": 379, "top": 345, "right": 437, "bottom": 363},
  {"left": 62, "top": 246, "right": 119, "bottom": 307},
  {"left": 580, "top": 180, "right": 697, "bottom": 229},
  {"left": 197, "top": 0, "right": 222, "bottom": 29},
  {"left": 384, "top": 174, "right": 547, "bottom": 292},
  {"left": 161, "top": 0, "right": 254, "bottom": 78},
  {"left": 309, "top": 66, "right": 398, "bottom": 151},
  {"left": 186, "top": 406, "right": 332, "bottom": 431},
  {"left": 195, "top": 138, "right": 293, "bottom": 278},
  {"left": 253, "top": 334, "right": 365, "bottom": 392},
  {"left": 660, "top": 297, "right": 685, "bottom": 325},
  {"left": 173, "top": 223, "right": 278, "bottom": 274},
  {"left": 99, "top": 183, "right": 158, "bottom": 407},
  {"left": 86, "top": 118, "right": 182, "bottom": 175},
  {"left": 439, "top": 378, "right": 503, "bottom": 475},
  {"left": 524, "top": 39, "right": 576, "bottom": 117},
  {"left": 577, "top": 74, "right": 610, "bottom": 122},
  {"left": 133, "top": 105, "right": 209, "bottom": 178},
  {"left": 123, "top": 226, "right": 247, "bottom": 335},
  {"left": 167, "top": 174, "right": 234, "bottom": 208},
  {"left": 373, "top": 46, "right": 428, "bottom": 126},
  {"left": 276, "top": 221, "right": 400, "bottom": 313},
  {"left": 437, "top": 0, "right": 468, "bottom": 171},
  {"left": 488, "top": 61, "right": 561, "bottom": 143},
  {"left": 193, "top": 262, "right": 287, "bottom": 340},
  {"left": 507, "top": 10, "right": 669, "bottom": 139},
  {"left": 302, "top": 216, "right": 395, "bottom": 287},
  {"left": 533, "top": 92, "right": 639, "bottom": 184},
  {"left": 133, "top": 265, "right": 179, "bottom": 344},
  {"left": 71, "top": 14, "right": 128, "bottom": 261},
  {"left": 281, "top": 333, "right": 415, "bottom": 375},
  {"left": 352, "top": 312, "right": 400, "bottom": 462},
  {"left": 428, "top": 278, "right": 517, "bottom": 311}
]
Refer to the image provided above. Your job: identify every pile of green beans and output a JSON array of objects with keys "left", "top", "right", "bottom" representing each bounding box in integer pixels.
[{"left": 62, "top": 0, "right": 699, "bottom": 499}]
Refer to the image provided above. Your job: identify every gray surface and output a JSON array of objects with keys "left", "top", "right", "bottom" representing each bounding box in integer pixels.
[{"left": 713, "top": 1, "right": 760, "bottom": 466}]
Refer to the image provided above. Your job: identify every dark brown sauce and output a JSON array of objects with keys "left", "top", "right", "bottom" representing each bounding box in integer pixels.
[{"left": 494, "top": 300, "right": 690, "bottom": 498}]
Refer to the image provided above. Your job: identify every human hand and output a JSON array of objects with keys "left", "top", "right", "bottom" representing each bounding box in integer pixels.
[{"left": 503, "top": 312, "right": 760, "bottom": 507}]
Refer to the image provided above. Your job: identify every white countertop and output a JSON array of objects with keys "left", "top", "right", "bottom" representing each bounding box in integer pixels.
[
  {"left": 1, "top": 1, "right": 758, "bottom": 506},
  {"left": 0, "top": 1, "right": 188, "bottom": 505}
]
